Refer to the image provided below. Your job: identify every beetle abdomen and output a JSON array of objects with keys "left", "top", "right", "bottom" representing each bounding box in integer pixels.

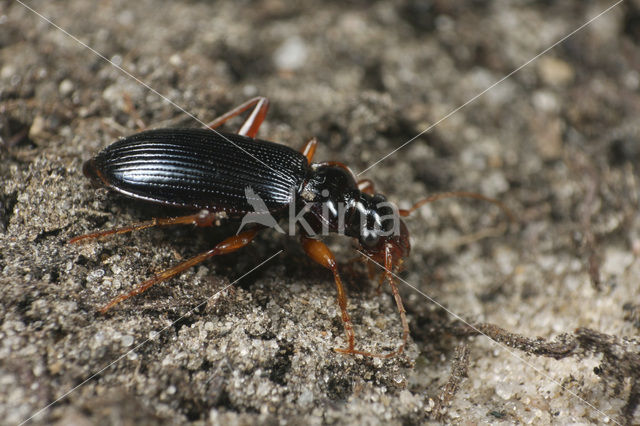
[{"left": 85, "top": 128, "right": 308, "bottom": 215}]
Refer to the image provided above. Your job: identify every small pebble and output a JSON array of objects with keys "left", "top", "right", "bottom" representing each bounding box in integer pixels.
[
  {"left": 169, "top": 54, "right": 183, "bottom": 67},
  {"left": 273, "top": 36, "right": 308, "bottom": 71},
  {"left": 59, "top": 79, "right": 74, "bottom": 96},
  {"left": 29, "top": 116, "right": 46, "bottom": 139},
  {"left": 537, "top": 57, "right": 574, "bottom": 86},
  {"left": 121, "top": 335, "right": 134, "bottom": 347}
]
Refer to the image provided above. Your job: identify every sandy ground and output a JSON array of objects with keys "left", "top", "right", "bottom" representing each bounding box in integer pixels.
[{"left": 2, "top": 0, "right": 640, "bottom": 424}]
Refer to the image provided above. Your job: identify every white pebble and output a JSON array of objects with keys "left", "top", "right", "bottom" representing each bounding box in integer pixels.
[
  {"left": 59, "top": 79, "right": 74, "bottom": 96},
  {"left": 169, "top": 54, "right": 183, "bottom": 67},
  {"left": 273, "top": 36, "right": 308, "bottom": 71},
  {"left": 121, "top": 335, "right": 134, "bottom": 347}
]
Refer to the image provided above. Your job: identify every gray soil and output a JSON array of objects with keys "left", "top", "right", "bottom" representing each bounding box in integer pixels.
[{"left": 2, "top": 0, "right": 640, "bottom": 424}]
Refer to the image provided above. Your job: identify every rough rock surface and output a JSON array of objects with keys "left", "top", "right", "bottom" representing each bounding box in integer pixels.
[{"left": 2, "top": 1, "right": 640, "bottom": 424}]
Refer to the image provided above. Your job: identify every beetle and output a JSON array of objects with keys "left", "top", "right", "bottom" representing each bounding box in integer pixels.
[{"left": 71, "top": 96, "right": 511, "bottom": 358}]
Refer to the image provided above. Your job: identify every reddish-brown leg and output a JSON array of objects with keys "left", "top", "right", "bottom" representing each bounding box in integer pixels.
[
  {"left": 399, "top": 191, "right": 514, "bottom": 221},
  {"left": 375, "top": 265, "right": 386, "bottom": 294},
  {"left": 357, "top": 179, "right": 375, "bottom": 195},
  {"left": 301, "top": 236, "right": 357, "bottom": 354},
  {"left": 69, "top": 210, "right": 225, "bottom": 244},
  {"left": 300, "top": 137, "right": 318, "bottom": 163},
  {"left": 301, "top": 236, "right": 396, "bottom": 357},
  {"left": 99, "top": 229, "right": 260, "bottom": 312},
  {"left": 205, "top": 96, "right": 270, "bottom": 138},
  {"left": 381, "top": 244, "right": 409, "bottom": 358}
]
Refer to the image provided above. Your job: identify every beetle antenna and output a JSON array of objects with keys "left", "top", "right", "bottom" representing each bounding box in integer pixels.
[{"left": 398, "top": 191, "right": 515, "bottom": 223}]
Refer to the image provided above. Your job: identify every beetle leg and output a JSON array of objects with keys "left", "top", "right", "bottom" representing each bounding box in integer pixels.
[
  {"left": 375, "top": 267, "right": 385, "bottom": 295},
  {"left": 204, "top": 96, "right": 270, "bottom": 138},
  {"left": 357, "top": 179, "right": 375, "bottom": 195},
  {"left": 300, "top": 236, "right": 358, "bottom": 354},
  {"left": 69, "top": 210, "right": 225, "bottom": 244},
  {"left": 381, "top": 244, "right": 409, "bottom": 358},
  {"left": 302, "top": 236, "right": 397, "bottom": 357},
  {"left": 300, "top": 137, "right": 318, "bottom": 163},
  {"left": 99, "top": 228, "right": 260, "bottom": 313}
]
